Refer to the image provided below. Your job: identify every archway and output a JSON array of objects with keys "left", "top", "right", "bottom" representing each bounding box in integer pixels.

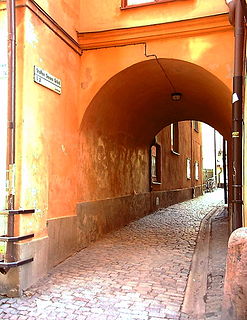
[{"left": 77, "top": 58, "right": 231, "bottom": 241}]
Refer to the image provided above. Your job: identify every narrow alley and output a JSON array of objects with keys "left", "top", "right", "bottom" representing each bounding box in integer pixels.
[{"left": 0, "top": 190, "right": 228, "bottom": 320}]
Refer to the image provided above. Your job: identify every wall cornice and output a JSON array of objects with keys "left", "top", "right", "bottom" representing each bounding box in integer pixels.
[{"left": 78, "top": 13, "right": 232, "bottom": 51}]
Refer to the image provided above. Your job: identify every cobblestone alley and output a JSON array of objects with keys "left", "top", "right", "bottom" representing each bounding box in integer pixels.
[{"left": 0, "top": 190, "right": 227, "bottom": 320}]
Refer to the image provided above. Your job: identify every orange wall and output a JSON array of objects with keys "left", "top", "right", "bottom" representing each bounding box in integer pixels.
[
  {"left": 35, "top": 0, "right": 80, "bottom": 39},
  {"left": 77, "top": 9, "right": 233, "bottom": 205},
  {"left": 79, "top": 30, "right": 234, "bottom": 140},
  {"left": 79, "top": 132, "right": 150, "bottom": 201},
  {"left": 79, "top": 120, "right": 202, "bottom": 203},
  {"left": 80, "top": 0, "right": 228, "bottom": 32},
  {"left": 15, "top": 6, "right": 81, "bottom": 236},
  {"left": 78, "top": 36, "right": 232, "bottom": 203},
  {"left": 0, "top": 0, "right": 234, "bottom": 235}
]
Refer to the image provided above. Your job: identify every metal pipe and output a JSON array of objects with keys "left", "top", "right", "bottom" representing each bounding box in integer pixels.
[
  {"left": 223, "top": 138, "right": 228, "bottom": 204},
  {"left": 6, "top": 0, "right": 16, "bottom": 210},
  {"left": 214, "top": 129, "right": 217, "bottom": 188},
  {"left": 231, "top": 0, "right": 245, "bottom": 230},
  {"left": 5, "top": 0, "right": 16, "bottom": 269}
]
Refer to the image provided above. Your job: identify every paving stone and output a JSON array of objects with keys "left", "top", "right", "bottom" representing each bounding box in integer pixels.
[
  {"left": 0, "top": 190, "right": 224, "bottom": 319},
  {"left": 204, "top": 207, "right": 228, "bottom": 320}
]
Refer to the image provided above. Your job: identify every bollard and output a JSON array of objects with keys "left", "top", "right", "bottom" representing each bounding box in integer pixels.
[{"left": 221, "top": 228, "right": 247, "bottom": 320}]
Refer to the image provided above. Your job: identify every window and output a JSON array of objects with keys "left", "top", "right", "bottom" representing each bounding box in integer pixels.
[
  {"left": 195, "top": 161, "right": 199, "bottom": 181},
  {"left": 127, "top": 0, "right": 155, "bottom": 4},
  {"left": 151, "top": 143, "right": 161, "bottom": 183},
  {"left": 171, "top": 123, "right": 179, "bottom": 154},
  {"left": 122, "top": 0, "right": 174, "bottom": 8},
  {"left": 186, "top": 158, "right": 191, "bottom": 180}
]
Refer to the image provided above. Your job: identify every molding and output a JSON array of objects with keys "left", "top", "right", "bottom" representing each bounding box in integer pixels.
[
  {"left": 0, "top": 0, "right": 82, "bottom": 55},
  {"left": 78, "top": 13, "right": 231, "bottom": 50}
]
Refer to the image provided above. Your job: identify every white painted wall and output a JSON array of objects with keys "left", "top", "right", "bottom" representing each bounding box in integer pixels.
[
  {"left": 202, "top": 123, "right": 215, "bottom": 170},
  {"left": 202, "top": 123, "right": 224, "bottom": 184}
]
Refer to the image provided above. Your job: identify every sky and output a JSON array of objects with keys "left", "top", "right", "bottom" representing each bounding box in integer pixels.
[{"left": 202, "top": 123, "right": 224, "bottom": 183}]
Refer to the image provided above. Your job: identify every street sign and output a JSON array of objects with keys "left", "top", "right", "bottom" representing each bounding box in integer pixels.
[{"left": 34, "top": 66, "right": 62, "bottom": 94}]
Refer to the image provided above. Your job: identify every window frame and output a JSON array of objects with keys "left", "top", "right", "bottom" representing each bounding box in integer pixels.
[
  {"left": 171, "top": 122, "right": 180, "bottom": 155},
  {"left": 186, "top": 158, "right": 191, "bottom": 180},
  {"left": 150, "top": 143, "right": 161, "bottom": 184},
  {"left": 121, "top": 0, "right": 176, "bottom": 10},
  {"left": 195, "top": 161, "right": 199, "bottom": 181}
]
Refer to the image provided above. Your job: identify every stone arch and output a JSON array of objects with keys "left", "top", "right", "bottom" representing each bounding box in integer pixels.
[{"left": 79, "top": 58, "right": 231, "bottom": 201}]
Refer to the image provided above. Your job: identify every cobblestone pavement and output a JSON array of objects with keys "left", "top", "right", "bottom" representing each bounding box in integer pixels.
[
  {"left": 0, "top": 190, "right": 225, "bottom": 320},
  {"left": 205, "top": 208, "right": 228, "bottom": 320}
]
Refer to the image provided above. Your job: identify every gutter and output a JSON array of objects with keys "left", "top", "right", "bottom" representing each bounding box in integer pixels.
[
  {"left": 6, "top": 0, "right": 16, "bottom": 191},
  {"left": 0, "top": 1, "right": 34, "bottom": 275},
  {"left": 225, "top": 0, "right": 246, "bottom": 230},
  {"left": 5, "top": 0, "right": 16, "bottom": 268}
]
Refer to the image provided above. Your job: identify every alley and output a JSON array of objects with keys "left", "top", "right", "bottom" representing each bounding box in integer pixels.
[{"left": 0, "top": 191, "right": 226, "bottom": 320}]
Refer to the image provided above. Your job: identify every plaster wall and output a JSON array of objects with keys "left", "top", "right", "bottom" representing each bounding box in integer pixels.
[
  {"left": 14, "top": 6, "right": 81, "bottom": 238},
  {"left": 80, "top": 0, "right": 228, "bottom": 32},
  {"left": 154, "top": 121, "right": 202, "bottom": 192},
  {"left": 79, "top": 29, "right": 234, "bottom": 132},
  {"left": 79, "top": 133, "right": 150, "bottom": 202},
  {"left": 0, "top": 0, "right": 235, "bottom": 294},
  {"left": 34, "top": 0, "right": 80, "bottom": 38},
  {"left": 192, "top": 122, "right": 202, "bottom": 186}
]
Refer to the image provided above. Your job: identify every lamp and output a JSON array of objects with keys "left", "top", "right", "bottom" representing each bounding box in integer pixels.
[{"left": 171, "top": 92, "right": 182, "bottom": 101}]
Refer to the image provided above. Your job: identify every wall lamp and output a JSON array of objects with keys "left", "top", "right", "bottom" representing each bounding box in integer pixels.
[{"left": 171, "top": 92, "right": 182, "bottom": 101}]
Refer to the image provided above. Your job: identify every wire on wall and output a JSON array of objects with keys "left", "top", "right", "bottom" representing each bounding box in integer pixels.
[{"left": 143, "top": 43, "right": 176, "bottom": 92}]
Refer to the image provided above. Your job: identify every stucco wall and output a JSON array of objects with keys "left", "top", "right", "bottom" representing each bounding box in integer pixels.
[
  {"left": 14, "top": 5, "right": 81, "bottom": 238},
  {"left": 0, "top": 0, "right": 234, "bottom": 295},
  {"left": 80, "top": 0, "right": 228, "bottom": 32},
  {"left": 35, "top": 0, "right": 80, "bottom": 38}
]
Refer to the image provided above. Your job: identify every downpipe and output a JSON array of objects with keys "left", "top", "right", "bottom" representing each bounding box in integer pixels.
[
  {"left": 0, "top": 0, "right": 17, "bottom": 275},
  {"left": 226, "top": 0, "right": 246, "bottom": 230}
]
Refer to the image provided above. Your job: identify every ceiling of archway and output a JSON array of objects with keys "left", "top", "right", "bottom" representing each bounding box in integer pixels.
[{"left": 81, "top": 58, "right": 232, "bottom": 143}]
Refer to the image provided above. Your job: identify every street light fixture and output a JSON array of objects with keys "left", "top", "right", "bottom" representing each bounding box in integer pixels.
[{"left": 171, "top": 93, "right": 182, "bottom": 101}]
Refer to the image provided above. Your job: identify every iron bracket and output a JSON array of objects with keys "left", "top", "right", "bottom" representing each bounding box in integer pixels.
[
  {"left": 232, "top": 200, "right": 244, "bottom": 204},
  {"left": 0, "top": 234, "right": 34, "bottom": 242},
  {"left": 8, "top": 209, "right": 35, "bottom": 215},
  {"left": 0, "top": 258, "right": 33, "bottom": 268}
]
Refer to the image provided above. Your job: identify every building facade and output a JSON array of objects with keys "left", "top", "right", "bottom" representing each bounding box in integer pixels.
[{"left": 0, "top": 0, "right": 238, "bottom": 296}]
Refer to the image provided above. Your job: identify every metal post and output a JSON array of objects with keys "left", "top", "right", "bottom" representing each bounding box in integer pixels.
[
  {"left": 232, "top": 0, "right": 245, "bottom": 230},
  {"left": 223, "top": 138, "right": 228, "bottom": 204},
  {"left": 5, "top": 0, "right": 16, "bottom": 268},
  {"left": 6, "top": 0, "right": 16, "bottom": 211},
  {"left": 214, "top": 129, "right": 217, "bottom": 188}
]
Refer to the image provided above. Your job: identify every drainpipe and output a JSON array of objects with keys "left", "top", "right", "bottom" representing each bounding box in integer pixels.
[
  {"left": 223, "top": 138, "right": 228, "bottom": 204},
  {"left": 226, "top": 0, "right": 246, "bottom": 230},
  {"left": 0, "top": 1, "right": 35, "bottom": 275},
  {"left": 5, "top": 0, "right": 16, "bottom": 265},
  {"left": 7, "top": 0, "right": 16, "bottom": 209},
  {"left": 214, "top": 129, "right": 217, "bottom": 188}
]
